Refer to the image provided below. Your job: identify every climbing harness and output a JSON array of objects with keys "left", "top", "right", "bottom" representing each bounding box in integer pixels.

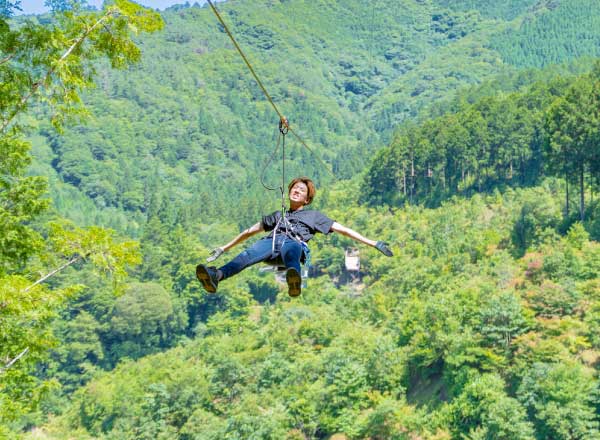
[{"left": 266, "top": 117, "right": 311, "bottom": 268}]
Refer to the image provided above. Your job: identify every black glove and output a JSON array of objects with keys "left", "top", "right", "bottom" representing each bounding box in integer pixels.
[
  {"left": 206, "top": 247, "right": 224, "bottom": 262},
  {"left": 375, "top": 241, "right": 393, "bottom": 257}
]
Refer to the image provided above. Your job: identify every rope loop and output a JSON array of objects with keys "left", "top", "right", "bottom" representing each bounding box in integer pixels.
[{"left": 279, "top": 116, "right": 289, "bottom": 135}]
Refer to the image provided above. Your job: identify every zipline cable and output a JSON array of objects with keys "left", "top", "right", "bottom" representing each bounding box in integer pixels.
[
  {"left": 206, "top": 0, "right": 284, "bottom": 123},
  {"left": 206, "top": 0, "right": 335, "bottom": 178}
]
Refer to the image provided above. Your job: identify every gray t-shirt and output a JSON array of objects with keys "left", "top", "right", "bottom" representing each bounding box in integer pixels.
[{"left": 262, "top": 209, "right": 334, "bottom": 242}]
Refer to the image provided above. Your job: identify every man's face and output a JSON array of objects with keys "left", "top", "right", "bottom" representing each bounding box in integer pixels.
[{"left": 289, "top": 181, "right": 309, "bottom": 205}]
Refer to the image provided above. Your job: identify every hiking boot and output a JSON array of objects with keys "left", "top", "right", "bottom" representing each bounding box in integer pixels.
[
  {"left": 196, "top": 264, "right": 219, "bottom": 293},
  {"left": 286, "top": 267, "right": 302, "bottom": 297}
]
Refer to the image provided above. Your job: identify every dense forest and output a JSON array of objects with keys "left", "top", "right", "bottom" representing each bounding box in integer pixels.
[
  {"left": 1, "top": 0, "right": 600, "bottom": 439},
  {"left": 29, "top": 0, "right": 600, "bottom": 232}
]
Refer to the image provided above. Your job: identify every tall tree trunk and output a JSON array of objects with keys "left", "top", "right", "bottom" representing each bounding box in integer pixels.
[
  {"left": 590, "top": 170, "right": 594, "bottom": 205},
  {"left": 580, "top": 163, "right": 585, "bottom": 221},
  {"left": 426, "top": 164, "right": 431, "bottom": 196},
  {"left": 442, "top": 167, "right": 446, "bottom": 190},
  {"left": 410, "top": 157, "right": 415, "bottom": 203},
  {"left": 520, "top": 155, "right": 525, "bottom": 185},
  {"left": 565, "top": 175, "right": 570, "bottom": 219}
]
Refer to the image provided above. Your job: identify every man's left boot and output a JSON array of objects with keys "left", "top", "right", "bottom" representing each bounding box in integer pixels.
[{"left": 285, "top": 267, "right": 302, "bottom": 297}]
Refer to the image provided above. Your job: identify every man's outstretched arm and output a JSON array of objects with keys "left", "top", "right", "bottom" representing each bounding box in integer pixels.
[
  {"left": 330, "top": 222, "right": 393, "bottom": 256},
  {"left": 207, "top": 222, "right": 264, "bottom": 262}
]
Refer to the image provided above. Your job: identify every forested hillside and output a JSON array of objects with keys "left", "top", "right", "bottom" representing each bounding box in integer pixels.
[
  {"left": 30, "top": 0, "right": 600, "bottom": 233},
  {"left": 362, "top": 64, "right": 600, "bottom": 224},
  {"left": 490, "top": 0, "right": 600, "bottom": 67},
  {"left": 2, "top": 0, "right": 600, "bottom": 439},
  {"left": 29, "top": 185, "right": 600, "bottom": 439}
]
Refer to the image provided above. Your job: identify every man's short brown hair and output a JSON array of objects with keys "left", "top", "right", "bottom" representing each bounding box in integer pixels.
[{"left": 288, "top": 176, "right": 316, "bottom": 205}]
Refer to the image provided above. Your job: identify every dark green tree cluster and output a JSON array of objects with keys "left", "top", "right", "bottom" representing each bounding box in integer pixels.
[
  {"left": 490, "top": 0, "right": 600, "bottom": 68},
  {"left": 546, "top": 66, "right": 600, "bottom": 221},
  {"left": 435, "top": 0, "right": 538, "bottom": 20},
  {"left": 362, "top": 65, "right": 600, "bottom": 224},
  {"left": 366, "top": 0, "right": 600, "bottom": 135}
]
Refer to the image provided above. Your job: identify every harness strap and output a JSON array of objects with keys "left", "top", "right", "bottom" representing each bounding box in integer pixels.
[{"left": 270, "top": 210, "right": 310, "bottom": 265}]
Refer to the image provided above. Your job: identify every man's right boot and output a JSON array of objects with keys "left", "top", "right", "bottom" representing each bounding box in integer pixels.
[{"left": 196, "top": 264, "right": 220, "bottom": 293}]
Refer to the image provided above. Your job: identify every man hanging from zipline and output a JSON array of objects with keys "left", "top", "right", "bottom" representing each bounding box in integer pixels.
[{"left": 196, "top": 176, "right": 393, "bottom": 297}]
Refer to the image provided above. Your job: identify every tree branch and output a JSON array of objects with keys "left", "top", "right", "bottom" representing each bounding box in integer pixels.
[
  {"left": 1, "top": 9, "right": 115, "bottom": 133},
  {"left": 0, "top": 53, "right": 15, "bottom": 66},
  {"left": 23, "top": 254, "right": 83, "bottom": 293},
  {"left": 0, "top": 347, "right": 29, "bottom": 375}
]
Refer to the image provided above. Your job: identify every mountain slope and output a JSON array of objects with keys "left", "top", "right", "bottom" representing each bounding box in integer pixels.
[{"left": 26, "top": 0, "right": 600, "bottom": 231}]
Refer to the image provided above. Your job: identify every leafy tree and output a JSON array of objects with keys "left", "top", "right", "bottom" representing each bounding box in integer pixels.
[
  {"left": 0, "top": 0, "right": 162, "bottom": 432},
  {"left": 511, "top": 186, "right": 562, "bottom": 254},
  {"left": 47, "top": 310, "right": 105, "bottom": 392},
  {"left": 0, "top": 222, "right": 140, "bottom": 432},
  {"left": 517, "top": 362, "right": 600, "bottom": 439},
  {"left": 478, "top": 291, "right": 528, "bottom": 353},
  {"left": 106, "top": 282, "right": 187, "bottom": 362},
  {"left": 354, "top": 397, "right": 427, "bottom": 440},
  {"left": 0, "top": 135, "right": 48, "bottom": 274},
  {"left": 445, "top": 373, "right": 535, "bottom": 440}
]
